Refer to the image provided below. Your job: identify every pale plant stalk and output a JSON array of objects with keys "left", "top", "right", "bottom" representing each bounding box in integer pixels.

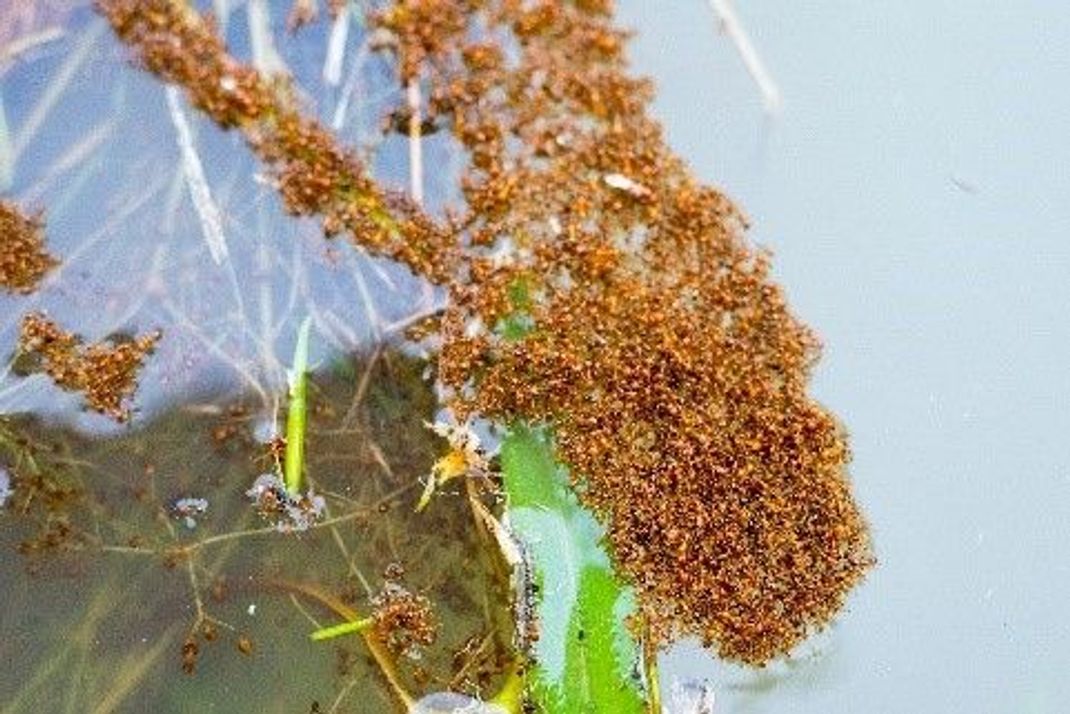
[
  {"left": 707, "top": 0, "right": 782, "bottom": 113},
  {"left": 165, "top": 86, "right": 230, "bottom": 264},
  {"left": 11, "top": 20, "right": 105, "bottom": 166},
  {"left": 0, "top": 90, "right": 12, "bottom": 190},
  {"left": 247, "top": 0, "right": 287, "bottom": 75},
  {"left": 323, "top": 2, "right": 350, "bottom": 86},
  {"left": 0, "top": 26, "right": 64, "bottom": 72}
]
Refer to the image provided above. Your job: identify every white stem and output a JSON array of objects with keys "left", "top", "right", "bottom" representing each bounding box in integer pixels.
[
  {"left": 165, "top": 87, "right": 230, "bottom": 265},
  {"left": 323, "top": 4, "right": 350, "bottom": 86},
  {"left": 707, "top": 0, "right": 782, "bottom": 113},
  {"left": 247, "top": 0, "right": 287, "bottom": 75}
]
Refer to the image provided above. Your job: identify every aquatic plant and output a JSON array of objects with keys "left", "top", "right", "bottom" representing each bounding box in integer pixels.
[
  {"left": 283, "top": 316, "right": 312, "bottom": 495},
  {"left": 500, "top": 425, "right": 647, "bottom": 712}
]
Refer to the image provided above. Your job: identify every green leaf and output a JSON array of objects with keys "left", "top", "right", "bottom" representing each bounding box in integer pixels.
[{"left": 501, "top": 425, "right": 646, "bottom": 714}]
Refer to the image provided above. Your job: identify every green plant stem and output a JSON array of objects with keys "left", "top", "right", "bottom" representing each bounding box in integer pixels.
[
  {"left": 283, "top": 316, "right": 311, "bottom": 495},
  {"left": 269, "top": 578, "right": 413, "bottom": 709},
  {"left": 309, "top": 616, "right": 375, "bottom": 641}
]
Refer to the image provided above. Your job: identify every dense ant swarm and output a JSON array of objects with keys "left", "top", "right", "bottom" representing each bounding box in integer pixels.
[
  {"left": 98, "top": 0, "right": 873, "bottom": 665},
  {"left": 2, "top": 204, "right": 158, "bottom": 423},
  {"left": 97, "top": 0, "right": 460, "bottom": 284},
  {"left": 394, "top": 0, "right": 874, "bottom": 664},
  {"left": 17, "top": 313, "right": 160, "bottom": 423},
  {"left": 372, "top": 583, "right": 439, "bottom": 659},
  {"left": 0, "top": 200, "right": 57, "bottom": 294}
]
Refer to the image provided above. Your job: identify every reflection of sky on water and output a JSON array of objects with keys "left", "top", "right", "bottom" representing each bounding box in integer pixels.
[
  {"left": 619, "top": 1, "right": 1070, "bottom": 712},
  {"left": 0, "top": 11, "right": 439, "bottom": 432}
]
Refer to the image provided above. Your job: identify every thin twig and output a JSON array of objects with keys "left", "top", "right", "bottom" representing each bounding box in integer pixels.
[
  {"left": 327, "top": 522, "right": 375, "bottom": 596},
  {"left": 165, "top": 86, "right": 230, "bottom": 264},
  {"left": 327, "top": 677, "right": 362, "bottom": 714},
  {"left": 382, "top": 300, "right": 447, "bottom": 336},
  {"left": 707, "top": 0, "right": 782, "bottom": 113},
  {"left": 97, "top": 482, "right": 416, "bottom": 559},
  {"left": 323, "top": 3, "right": 350, "bottom": 86},
  {"left": 268, "top": 578, "right": 415, "bottom": 710}
]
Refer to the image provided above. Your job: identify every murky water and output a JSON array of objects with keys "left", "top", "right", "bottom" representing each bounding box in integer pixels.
[
  {"left": 0, "top": 5, "right": 519, "bottom": 711},
  {"left": 1, "top": 353, "right": 513, "bottom": 712}
]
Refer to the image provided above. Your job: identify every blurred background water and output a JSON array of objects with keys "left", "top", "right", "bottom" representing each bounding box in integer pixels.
[{"left": 617, "top": 1, "right": 1070, "bottom": 712}]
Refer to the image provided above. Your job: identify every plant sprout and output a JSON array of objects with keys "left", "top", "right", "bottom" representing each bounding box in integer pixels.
[{"left": 283, "top": 316, "right": 311, "bottom": 496}]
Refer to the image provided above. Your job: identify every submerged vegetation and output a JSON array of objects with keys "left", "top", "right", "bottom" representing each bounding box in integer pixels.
[
  {"left": 1, "top": 353, "right": 515, "bottom": 710},
  {"left": 0, "top": 0, "right": 873, "bottom": 711}
]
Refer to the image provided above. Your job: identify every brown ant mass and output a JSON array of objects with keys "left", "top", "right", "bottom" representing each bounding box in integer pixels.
[{"left": 97, "top": 0, "right": 873, "bottom": 665}]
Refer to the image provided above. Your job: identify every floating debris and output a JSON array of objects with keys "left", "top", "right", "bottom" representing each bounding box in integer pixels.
[
  {"left": 410, "top": 692, "right": 507, "bottom": 714},
  {"left": 371, "top": 582, "right": 438, "bottom": 660},
  {"left": 603, "top": 172, "right": 652, "bottom": 199},
  {"left": 0, "top": 200, "right": 57, "bottom": 294},
  {"left": 417, "top": 419, "right": 489, "bottom": 511},
  {"left": 17, "top": 313, "right": 161, "bottom": 422},
  {"left": 181, "top": 636, "right": 199, "bottom": 675},
  {"left": 245, "top": 472, "right": 325, "bottom": 533},
  {"left": 171, "top": 497, "right": 209, "bottom": 529},
  {"left": 669, "top": 679, "right": 716, "bottom": 714},
  {"left": 236, "top": 634, "right": 254, "bottom": 656}
]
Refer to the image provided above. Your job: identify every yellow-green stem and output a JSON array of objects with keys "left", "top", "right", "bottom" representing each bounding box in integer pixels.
[
  {"left": 283, "top": 316, "right": 311, "bottom": 495},
  {"left": 310, "top": 616, "right": 376, "bottom": 641}
]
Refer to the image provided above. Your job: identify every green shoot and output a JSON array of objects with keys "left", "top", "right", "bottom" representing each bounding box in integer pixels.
[
  {"left": 283, "top": 316, "right": 312, "bottom": 496},
  {"left": 309, "top": 616, "right": 375, "bottom": 642}
]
